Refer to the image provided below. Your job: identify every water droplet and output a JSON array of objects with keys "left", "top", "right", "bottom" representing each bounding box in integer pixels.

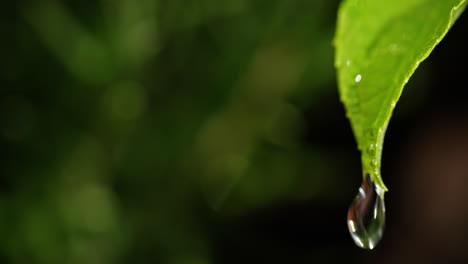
[
  {"left": 367, "top": 129, "right": 378, "bottom": 138},
  {"left": 366, "top": 144, "right": 375, "bottom": 154},
  {"left": 346, "top": 60, "right": 352, "bottom": 66},
  {"left": 347, "top": 174, "right": 385, "bottom": 250},
  {"left": 355, "top": 74, "right": 362, "bottom": 83}
]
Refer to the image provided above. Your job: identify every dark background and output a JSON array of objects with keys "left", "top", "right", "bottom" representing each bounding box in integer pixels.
[{"left": 1, "top": 0, "right": 468, "bottom": 263}]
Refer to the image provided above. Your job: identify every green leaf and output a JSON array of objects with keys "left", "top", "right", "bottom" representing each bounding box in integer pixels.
[{"left": 335, "top": 0, "right": 466, "bottom": 191}]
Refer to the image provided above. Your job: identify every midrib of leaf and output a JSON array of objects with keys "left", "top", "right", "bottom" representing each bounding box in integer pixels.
[{"left": 335, "top": 0, "right": 467, "bottom": 191}]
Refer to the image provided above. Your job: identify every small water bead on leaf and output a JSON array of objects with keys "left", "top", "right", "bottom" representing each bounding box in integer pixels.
[
  {"left": 354, "top": 74, "right": 362, "bottom": 83},
  {"left": 366, "top": 144, "right": 375, "bottom": 155},
  {"left": 347, "top": 174, "right": 385, "bottom": 250},
  {"left": 366, "top": 128, "right": 378, "bottom": 138}
]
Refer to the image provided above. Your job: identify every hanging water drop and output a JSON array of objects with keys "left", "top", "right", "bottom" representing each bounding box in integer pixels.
[{"left": 347, "top": 174, "right": 385, "bottom": 250}]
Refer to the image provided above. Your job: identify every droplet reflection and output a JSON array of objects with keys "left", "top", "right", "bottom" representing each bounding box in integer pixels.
[
  {"left": 355, "top": 74, "right": 362, "bottom": 83},
  {"left": 347, "top": 174, "right": 385, "bottom": 250}
]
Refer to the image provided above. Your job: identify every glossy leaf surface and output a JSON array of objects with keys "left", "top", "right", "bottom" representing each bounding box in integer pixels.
[{"left": 335, "top": 0, "right": 466, "bottom": 190}]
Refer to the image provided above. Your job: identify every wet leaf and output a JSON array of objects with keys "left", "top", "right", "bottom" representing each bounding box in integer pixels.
[{"left": 335, "top": 0, "right": 466, "bottom": 190}]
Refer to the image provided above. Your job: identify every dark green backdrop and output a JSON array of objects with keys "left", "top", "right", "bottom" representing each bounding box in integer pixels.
[{"left": 1, "top": 1, "right": 468, "bottom": 263}]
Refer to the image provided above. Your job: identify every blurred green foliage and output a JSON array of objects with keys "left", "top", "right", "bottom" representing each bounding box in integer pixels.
[{"left": 0, "top": 0, "right": 356, "bottom": 263}]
